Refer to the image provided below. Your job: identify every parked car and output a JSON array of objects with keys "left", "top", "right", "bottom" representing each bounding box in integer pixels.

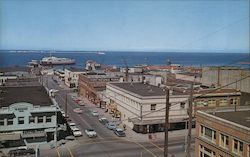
[
  {"left": 0, "top": 150, "right": 6, "bottom": 157},
  {"left": 72, "top": 127, "right": 82, "bottom": 137},
  {"left": 9, "top": 147, "right": 35, "bottom": 157},
  {"left": 85, "top": 129, "right": 97, "bottom": 138},
  {"left": 91, "top": 110, "right": 99, "bottom": 117},
  {"left": 114, "top": 128, "right": 126, "bottom": 137},
  {"left": 68, "top": 122, "right": 76, "bottom": 129},
  {"left": 99, "top": 117, "right": 109, "bottom": 125},
  {"left": 78, "top": 101, "right": 85, "bottom": 106},
  {"left": 106, "top": 122, "right": 117, "bottom": 130},
  {"left": 73, "top": 108, "right": 83, "bottom": 114}
]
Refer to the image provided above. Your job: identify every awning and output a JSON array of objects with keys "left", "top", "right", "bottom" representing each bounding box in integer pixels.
[
  {"left": 22, "top": 131, "right": 46, "bottom": 138},
  {"left": 130, "top": 117, "right": 185, "bottom": 125},
  {"left": 0, "top": 132, "right": 21, "bottom": 141}
]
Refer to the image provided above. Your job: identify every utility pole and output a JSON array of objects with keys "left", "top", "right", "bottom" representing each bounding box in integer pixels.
[
  {"left": 65, "top": 93, "right": 68, "bottom": 117},
  {"left": 164, "top": 87, "right": 170, "bottom": 157},
  {"left": 185, "top": 82, "right": 194, "bottom": 157}
]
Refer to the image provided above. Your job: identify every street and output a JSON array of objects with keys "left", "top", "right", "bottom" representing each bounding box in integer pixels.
[{"left": 41, "top": 75, "right": 194, "bottom": 157}]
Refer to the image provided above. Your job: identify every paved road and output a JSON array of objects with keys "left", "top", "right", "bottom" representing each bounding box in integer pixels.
[{"left": 41, "top": 75, "right": 194, "bottom": 157}]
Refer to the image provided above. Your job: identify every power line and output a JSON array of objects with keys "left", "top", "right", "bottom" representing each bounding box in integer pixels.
[{"left": 117, "top": 75, "right": 250, "bottom": 122}]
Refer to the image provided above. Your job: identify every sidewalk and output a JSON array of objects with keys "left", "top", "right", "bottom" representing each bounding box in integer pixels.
[{"left": 70, "top": 93, "right": 196, "bottom": 143}]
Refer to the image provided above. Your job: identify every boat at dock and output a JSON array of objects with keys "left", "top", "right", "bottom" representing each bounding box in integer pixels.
[{"left": 40, "top": 56, "right": 75, "bottom": 65}]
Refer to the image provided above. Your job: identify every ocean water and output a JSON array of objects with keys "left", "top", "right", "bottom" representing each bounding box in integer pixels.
[{"left": 0, "top": 51, "right": 249, "bottom": 68}]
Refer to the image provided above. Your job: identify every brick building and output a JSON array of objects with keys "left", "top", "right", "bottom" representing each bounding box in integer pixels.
[
  {"left": 195, "top": 110, "right": 250, "bottom": 157},
  {"left": 78, "top": 73, "right": 120, "bottom": 104}
]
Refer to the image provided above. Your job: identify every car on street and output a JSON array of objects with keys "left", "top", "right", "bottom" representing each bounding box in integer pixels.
[
  {"left": 99, "top": 117, "right": 109, "bottom": 125},
  {"left": 106, "top": 122, "right": 117, "bottom": 130},
  {"left": 114, "top": 128, "right": 126, "bottom": 137},
  {"left": 91, "top": 110, "right": 99, "bottom": 117},
  {"left": 0, "top": 150, "right": 6, "bottom": 157},
  {"left": 72, "top": 127, "right": 83, "bottom": 137},
  {"left": 68, "top": 122, "right": 76, "bottom": 129},
  {"left": 85, "top": 129, "right": 97, "bottom": 138},
  {"left": 78, "top": 101, "right": 85, "bottom": 106},
  {"left": 73, "top": 108, "right": 83, "bottom": 114},
  {"left": 9, "top": 147, "right": 35, "bottom": 157}
]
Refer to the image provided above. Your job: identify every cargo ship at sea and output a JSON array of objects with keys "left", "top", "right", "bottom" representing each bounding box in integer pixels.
[{"left": 40, "top": 56, "right": 75, "bottom": 65}]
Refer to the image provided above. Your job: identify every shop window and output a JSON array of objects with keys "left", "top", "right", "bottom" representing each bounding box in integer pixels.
[
  {"left": 29, "top": 116, "right": 35, "bottom": 124},
  {"left": 18, "top": 117, "right": 24, "bottom": 124},
  {"left": 219, "top": 133, "right": 229, "bottom": 149},
  {"left": 233, "top": 139, "right": 243, "bottom": 156},
  {"left": 7, "top": 118, "right": 13, "bottom": 125},
  {"left": 151, "top": 104, "right": 156, "bottom": 111}
]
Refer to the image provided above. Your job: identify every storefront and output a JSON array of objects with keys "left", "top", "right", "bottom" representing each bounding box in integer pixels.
[{"left": 131, "top": 119, "right": 189, "bottom": 134}]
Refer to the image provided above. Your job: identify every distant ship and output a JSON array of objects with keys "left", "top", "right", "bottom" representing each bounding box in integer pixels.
[
  {"left": 97, "top": 52, "right": 105, "bottom": 55},
  {"left": 40, "top": 56, "right": 75, "bottom": 65}
]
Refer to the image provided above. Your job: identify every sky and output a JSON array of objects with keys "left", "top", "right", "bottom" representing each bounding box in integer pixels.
[{"left": 0, "top": 0, "right": 249, "bottom": 52}]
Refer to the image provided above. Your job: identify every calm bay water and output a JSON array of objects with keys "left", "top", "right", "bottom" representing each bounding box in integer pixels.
[{"left": 0, "top": 51, "right": 249, "bottom": 68}]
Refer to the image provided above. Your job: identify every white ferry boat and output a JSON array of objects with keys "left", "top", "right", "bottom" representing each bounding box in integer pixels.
[{"left": 40, "top": 56, "right": 75, "bottom": 65}]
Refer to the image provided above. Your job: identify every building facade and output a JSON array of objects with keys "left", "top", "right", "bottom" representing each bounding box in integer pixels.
[
  {"left": 195, "top": 110, "right": 250, "bottom": 157},
  {"left": 202, "top": 67, "right": 250, "bottom": 93},
  {"left": 0, "top": 102, "right": 58, "bottom": 146},
  {"left": 78, "top": 73, "right": 120, "bottom": 104},
  {"left": 106, "top": 82, "right": 189, "bottom": 133},
  {"left": 64, "top": 68, "right": 86, "bottom": 88}
]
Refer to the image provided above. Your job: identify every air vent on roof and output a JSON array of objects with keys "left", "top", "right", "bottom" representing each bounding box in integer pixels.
[
  {"left": 246, "top": 117, "right": 250, "bottom": 122},
  {"left": 148, "top": 89, "right": 154, "bottom": 93}
]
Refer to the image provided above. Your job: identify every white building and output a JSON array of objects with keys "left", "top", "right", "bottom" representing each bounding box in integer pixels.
[
  {"left": 106, "top": 82, "right": 189, "bottom": 133},
  {"left": 0, "top": 86, "right": 61, "bottom": 149},
  {"left": 64, "top": 67, "right": 86, "bottom": 88}
]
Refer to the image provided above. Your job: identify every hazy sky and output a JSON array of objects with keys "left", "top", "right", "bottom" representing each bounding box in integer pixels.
[{"left": 0, "top": 0, "right": 249, "bottom": 52}]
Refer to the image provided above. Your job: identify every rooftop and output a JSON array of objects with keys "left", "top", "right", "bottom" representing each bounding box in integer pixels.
[
  {"left": 209, "top": 110, "right": 250, "bottom": 128},
  {"left": 0, "top": 66, "right": 29, "bottom": 73},
  {"left": 109, "top": 82, "right": 165, "bottom": 97},
  {"left": 0, "top": 86, "right": 52, "bottom": 107},
  {"left": 66, "top": 67, "right": 87, "bottom": 72}
]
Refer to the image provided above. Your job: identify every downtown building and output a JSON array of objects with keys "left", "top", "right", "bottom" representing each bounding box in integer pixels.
[
  {"left": 64, "top": 67, "right": 87, "bottom": 88},
  {"left": 195, "top": 110, "right": 250, "bottom": 157},
  {"left": 0, "top": 77, "right": 63, "bottom": 152},
  {"left": 106, "top": 82, "right": 189, "bottom": 133}
]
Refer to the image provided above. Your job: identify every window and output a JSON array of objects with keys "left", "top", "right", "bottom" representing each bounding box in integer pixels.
[
  {"left": 248, "top": 145, "right": 250, "bottom": 157},
  {"left": 7, "top": 119, "right": 13, "bottom": 125},
  {"left": 230, "top": 98, "right": 237, "bottom": 105},
  {"left": 0, "top": 119, "right": 4, "bottom": 126},
  {"left": 180, "top": 102, "right": 185, "bottom": 108},
  {"left": 38, "top": 116, "right": 44, "bottom": 123},
  {"left": 46, "top": 116, "right": 52, "bottom": 123},
  {"left": 199, "top": 145, "right": 216, "bottom": 157},
  {"left": 219, "top": 133, "right": 229, "bottom": 149},
  {"left": 18, "top": 117, "right": 24, "bottom": 124},
  {"left": 219, "top": 99, "right": 228, "bottom": 106},
  {"left": 200, "top": 125, "right": 216, "bottom": 142},
  {"left": 151, "top": 104, "right": 156, "bottom": 111},
  {"left": 233, "top": 139, "right": 243, "bottom": 156},
  {"left": 29, "top": 116, "right": 35, "bottom": 123},
  {"left": 208, "top": 100, "right": 216, "bottom": 107}
]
